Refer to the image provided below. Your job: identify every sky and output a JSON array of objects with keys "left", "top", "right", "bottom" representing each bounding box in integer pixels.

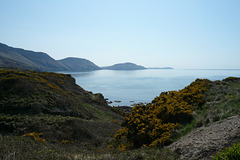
[{"left": 0, "top": 0, "right": 240, "bottom": 69}]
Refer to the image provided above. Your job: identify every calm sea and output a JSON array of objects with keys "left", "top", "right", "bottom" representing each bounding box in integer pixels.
[{"left": 61, "top": 69, "right": 240, "bottom": 106}]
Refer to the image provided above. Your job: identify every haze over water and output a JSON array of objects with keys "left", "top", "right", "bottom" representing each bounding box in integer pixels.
[{"left": 63, "top": 69, "right": 240, "bottom": 106}]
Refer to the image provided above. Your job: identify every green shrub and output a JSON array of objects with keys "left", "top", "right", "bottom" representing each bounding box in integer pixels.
[{"left": 212, "top": 142, "right": 240, "bottom": 160}]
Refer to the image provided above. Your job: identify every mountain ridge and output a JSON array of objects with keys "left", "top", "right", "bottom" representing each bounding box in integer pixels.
[
  {"left": 0, "top": 43, "right": 67, "bottom": 71},
  {"left": 0, "top": 42, "right": 172, "bottom": 71}
]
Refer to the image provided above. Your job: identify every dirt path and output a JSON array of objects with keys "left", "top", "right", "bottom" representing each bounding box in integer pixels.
[{"left": 168, "top": 115, "right": 240, "bottom": 160}]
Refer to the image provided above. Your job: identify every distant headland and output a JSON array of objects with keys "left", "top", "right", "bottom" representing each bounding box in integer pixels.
[{"left": 101, "top": 62, "right": 146, "bottom": 70}]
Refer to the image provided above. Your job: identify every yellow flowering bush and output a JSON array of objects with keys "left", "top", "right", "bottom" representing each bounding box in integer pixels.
[
  {"left": 21, "top": 132, "right": 46, "bottom": 143},
  {"left": 60, "top": 139, "right": 72, "bottom": 145},
  {"left": 113, "top": 79, "right": 210, "bottom": 149}
]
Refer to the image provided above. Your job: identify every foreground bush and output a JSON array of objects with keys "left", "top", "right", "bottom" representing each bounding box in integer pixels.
[
  {"left": 212, "top": 142, "right": 240, "bottom": 160},
  {"left": 114, "top": 79, "right": 210, "bottom": 149}
]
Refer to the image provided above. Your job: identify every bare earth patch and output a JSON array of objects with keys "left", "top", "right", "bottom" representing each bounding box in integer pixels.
[{"left": 168, "top": 115, "right": 240, "bottom": 160}]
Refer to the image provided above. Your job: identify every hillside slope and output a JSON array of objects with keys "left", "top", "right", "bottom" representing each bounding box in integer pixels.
[
  {"left": 0, "top": 43, "right": 67, "bottom": 71},
  {"left": 0, "top": 68, "right": 123, "bottom": 145},
  {"left": 0, "top": 55, "right": 38, "bottom": 70},
  {"left": 166, "top": 77, "right": 240, "bottom": 159}
]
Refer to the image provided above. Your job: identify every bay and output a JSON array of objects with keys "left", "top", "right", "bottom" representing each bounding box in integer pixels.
[{"left": 62, "top": 69, "right": 240, "bottom": 106}]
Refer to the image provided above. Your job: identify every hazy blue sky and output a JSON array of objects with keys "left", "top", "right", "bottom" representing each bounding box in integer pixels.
[{"left": 0, "top": 0, "right": 239, "bottom": 69}]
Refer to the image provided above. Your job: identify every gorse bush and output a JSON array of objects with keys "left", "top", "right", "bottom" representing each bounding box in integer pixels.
[
  {"left": 213, "top": 142, "right": 240, "bottom": 160},
  {"left": 60, "top": 139, "right": 72, "bottom": 145},
  {"left": 21, "top": 132, "right": 73, "bottom": 145},
  {"left": 22, "top": 132, "right": 46, "bottom": 143},
  {"left": 114, "top": 79, "right": 210, "bottom": 149}
]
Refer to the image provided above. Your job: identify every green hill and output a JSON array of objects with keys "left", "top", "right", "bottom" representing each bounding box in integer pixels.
[{"left": 0, "top": 68, "right": 123, "bottom": 145}]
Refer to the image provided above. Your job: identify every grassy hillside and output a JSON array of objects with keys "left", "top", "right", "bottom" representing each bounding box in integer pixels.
[
  {"left": 174, "top": 77, "right": 240, "bottom": 140},
  {"left": 0, "top": 68, "right": 123, "bottom": 145}
]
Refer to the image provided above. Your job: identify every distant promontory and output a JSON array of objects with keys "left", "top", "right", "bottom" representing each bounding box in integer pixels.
[
  {"left": 58, "top": 57, "right": 100, "bottom": 72},
  {"left": 101, "top": 62, "right": 146, "bottom": 70}
]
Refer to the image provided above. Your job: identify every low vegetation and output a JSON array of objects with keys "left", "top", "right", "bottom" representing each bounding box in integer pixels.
[
  {"left": 212, "top": 142, "right": 240, "bottom": 160},
  {"left": 0, "top": 134, "right": 178, "bottom": 160}
]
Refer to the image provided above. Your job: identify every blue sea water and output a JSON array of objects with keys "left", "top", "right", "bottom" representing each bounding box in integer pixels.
[{"left": 63, "top": 69, "right": 240, "bottom": 106}]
